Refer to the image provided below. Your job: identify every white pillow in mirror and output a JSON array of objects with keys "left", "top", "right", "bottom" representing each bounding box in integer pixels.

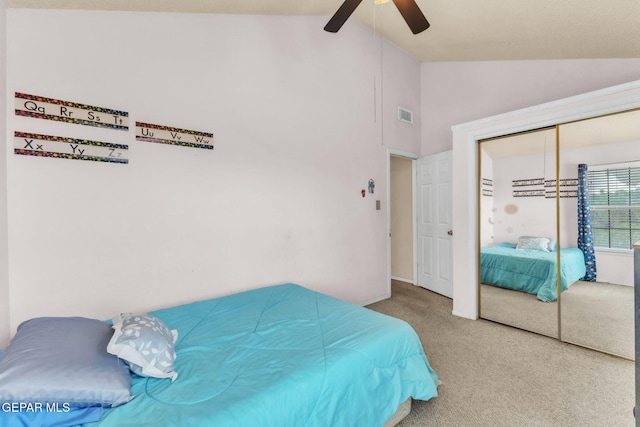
[
  {"left": 519, "top": 235, "right": 556, "bottom": 251},
  {"left": 516, "top": 237, "right": 550, "bottom": 252}
]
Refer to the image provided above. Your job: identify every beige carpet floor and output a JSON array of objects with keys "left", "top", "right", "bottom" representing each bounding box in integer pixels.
[{"left": 367, "top": 281, "right": 635, "bottom": 427}]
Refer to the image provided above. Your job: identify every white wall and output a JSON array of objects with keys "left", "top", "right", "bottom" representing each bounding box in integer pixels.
[
  {"left": 0, "top": 0, "right": 10, "bottom": 347},
  {"left": 421, "top": 59, "right": 640, "bottom": 156},
  {"left": 5, "top": 10, "right": 422, "bottom": 336}
]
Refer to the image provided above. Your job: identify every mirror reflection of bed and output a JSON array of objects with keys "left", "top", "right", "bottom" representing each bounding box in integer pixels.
[{"left": 479, "top": 109, "right": 639, "bottom": 360}]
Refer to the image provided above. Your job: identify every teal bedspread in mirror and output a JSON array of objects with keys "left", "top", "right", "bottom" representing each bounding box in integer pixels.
[{"left": 481, "top": 243, "right": 586, "bottom": 302}]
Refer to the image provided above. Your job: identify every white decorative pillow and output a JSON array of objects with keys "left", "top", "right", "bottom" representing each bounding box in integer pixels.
[
  {"left": 107, "top": 313, "right": 178, "bottom": 381},
  {"left": 516, "top": 236, "right": 551, "bottom": 252},
  {"left": 520, "top": 235, "right": 556, "bottom": 251}
]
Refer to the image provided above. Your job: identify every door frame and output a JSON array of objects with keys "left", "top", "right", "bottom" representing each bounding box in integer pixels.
[{"left": 386, "top": 149, "right": 418, "bottom": 297}]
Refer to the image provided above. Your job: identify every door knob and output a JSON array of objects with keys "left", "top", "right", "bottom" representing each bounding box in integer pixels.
[{"left": 447, "top": 230, "right": 453, "bottom": 236}]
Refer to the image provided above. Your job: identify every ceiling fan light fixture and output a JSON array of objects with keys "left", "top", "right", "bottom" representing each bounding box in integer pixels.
[
  {"left": 374, "top": 0, "right": 391, "bottom": 5},
  {"left": 325, "top": 0, "right": 429, "bottom": 34}
]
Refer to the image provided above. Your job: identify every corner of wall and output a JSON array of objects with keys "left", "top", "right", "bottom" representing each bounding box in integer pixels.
[{"left": 1, "top": 0, "right": 11, "bottom": 347}]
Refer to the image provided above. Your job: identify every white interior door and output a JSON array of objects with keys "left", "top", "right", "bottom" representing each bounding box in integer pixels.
[{"left": 417, "top": 150, "right": 453, "bottom": 298}]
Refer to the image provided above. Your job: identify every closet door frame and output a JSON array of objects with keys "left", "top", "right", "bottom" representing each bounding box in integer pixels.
[{"left": 451, "top": 80, "right": 640, "bottom": 321}]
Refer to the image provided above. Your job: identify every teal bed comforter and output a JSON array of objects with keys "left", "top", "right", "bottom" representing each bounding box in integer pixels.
[
  {"left": 481, "top": 243, "right": 586, "bottom": 302},
  {"left": 86, "top": 284, "right": 439, "bottom": 427}
]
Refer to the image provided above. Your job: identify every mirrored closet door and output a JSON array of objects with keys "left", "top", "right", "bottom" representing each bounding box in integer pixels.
[
  {"left": 478, "top": 128, "right": 559, "bottom": 338},
  {"left": 558, "top": 110, "right": 640, "bottom": 359},
  {"left": 478, "top": 109, "right": 639, "bottom": 360}
]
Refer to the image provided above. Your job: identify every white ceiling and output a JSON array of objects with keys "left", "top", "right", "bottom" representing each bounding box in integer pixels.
[{"left": 8, "top": 0, "right": 640, "bottom": 62}]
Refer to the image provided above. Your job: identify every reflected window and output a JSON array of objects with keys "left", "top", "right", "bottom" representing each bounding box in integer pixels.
[{"left": 587, "top": 162, "right": 640, "bottom": 250}]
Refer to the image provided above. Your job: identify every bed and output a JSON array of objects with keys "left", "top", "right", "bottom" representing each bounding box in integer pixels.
[
  {"left": 481, "top": 242, "right": 586, "bottom": 301},
  {"left": 0, "top": 283, "right": 439, "bottom": 427}
]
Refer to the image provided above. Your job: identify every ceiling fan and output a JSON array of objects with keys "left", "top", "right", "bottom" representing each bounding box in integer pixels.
[{"left": 324, "top": 0, "right": 430, "bottom": 35}]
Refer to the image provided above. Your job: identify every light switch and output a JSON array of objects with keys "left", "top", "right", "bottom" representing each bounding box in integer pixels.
[{"left": 376, "top": 200, "right": 381, "bottom": 210}]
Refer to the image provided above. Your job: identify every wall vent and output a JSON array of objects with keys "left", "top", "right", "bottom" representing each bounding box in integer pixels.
[{"left": 398, "top": 107, "right": 414, "bottom": 124}]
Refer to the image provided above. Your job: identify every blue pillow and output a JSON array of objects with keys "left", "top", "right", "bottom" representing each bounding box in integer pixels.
[
  {"left": 107, "top": 313, "right": 178, "bottom": 381},
  {"left": 0, "top": 317, "right": 132, "bottom": 408}
]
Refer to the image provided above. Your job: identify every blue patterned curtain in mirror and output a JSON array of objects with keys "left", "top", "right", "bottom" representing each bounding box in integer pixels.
[{"left": 577, "top": 163, "right": 597, "bottom": 281}]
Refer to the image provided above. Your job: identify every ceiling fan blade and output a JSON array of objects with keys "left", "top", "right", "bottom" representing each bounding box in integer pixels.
[
  {"left": 392, "top": 0, "right": 430, "bottom": 34},
  {"left": 324, "top": 0, "right": 364, "bottom": 33}
]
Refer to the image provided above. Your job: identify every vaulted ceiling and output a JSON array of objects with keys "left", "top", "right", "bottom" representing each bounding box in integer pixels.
[{"left": 8, "top": 0, "right": 640, "bottom": 62}]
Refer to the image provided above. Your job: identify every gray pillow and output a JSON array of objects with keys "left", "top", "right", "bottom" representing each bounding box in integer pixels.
[
  {"left": 0, "top": 317, "right": 132, "bottom": 407},
  {"left": 107, "top": 313, "right": 178, "bottom": 381}
]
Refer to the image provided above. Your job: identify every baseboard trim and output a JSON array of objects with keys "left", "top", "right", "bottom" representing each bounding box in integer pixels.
[
  {"left": 362, "top": 293, "right": 391, "bottom": 306},
  {"left": 452, "top": 310, "right": 477, "bottom": 320},
  {"left": 391, "top": 276, "right": 415, "bottom": 285}
]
